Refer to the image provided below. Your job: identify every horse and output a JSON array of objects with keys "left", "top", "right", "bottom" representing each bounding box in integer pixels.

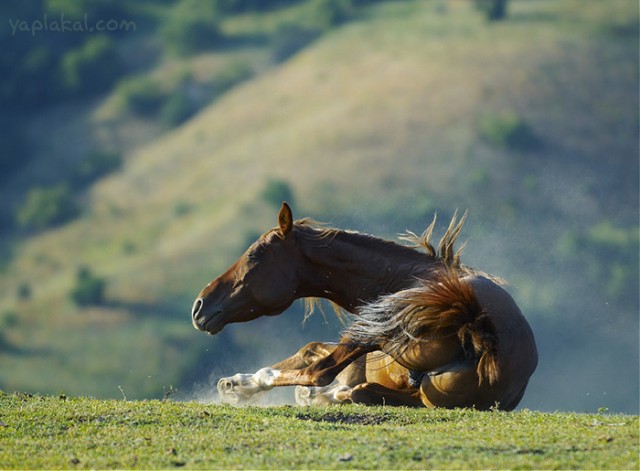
[{"left": 191, "top": 203, "right": 537, "bottom": 410}]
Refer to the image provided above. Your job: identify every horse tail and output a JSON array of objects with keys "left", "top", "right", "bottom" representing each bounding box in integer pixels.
[
  {"left": 346, "top": 269, "right": 500, "bottom": 386},
  {"left": 456, "top": 307, "right": 500, "bottom": 386}
]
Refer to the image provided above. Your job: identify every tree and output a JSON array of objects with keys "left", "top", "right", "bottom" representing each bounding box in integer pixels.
[
  {"left": 16, "top": 185, "right": 79, "bottom": 231},
  {"left": 70, "top": 267, "right": 106, "bottom": 306},
  {"left": 476, "top": 0, "right": 508, "bottom": 21}
]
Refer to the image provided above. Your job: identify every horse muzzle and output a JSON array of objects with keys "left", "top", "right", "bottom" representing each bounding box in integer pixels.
[{"left": 191, "top": 298, "right": 224, "bottom": 335}]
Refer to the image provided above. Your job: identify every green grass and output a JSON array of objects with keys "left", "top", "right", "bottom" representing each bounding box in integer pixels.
[
  {"left": 0, "top": 393, "right": 637, "bottom": 469},
  {"left": 0, "top": 0, "right": 637, "bottom": 411}
]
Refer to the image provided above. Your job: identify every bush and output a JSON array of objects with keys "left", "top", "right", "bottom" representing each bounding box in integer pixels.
[
  {"left": 161, "top": 0, "right": 222, "bottom": 55},
  {"left": 311, "top": 0, "right": 354, "bottom": 30},
  {"left": 16, "top": 185, "right": 79, "bottom": 231},
  {"left": 212, "top": 61, "right": 253, "bottom": 95},
  {"left": 73, "top": 151, "right": 122, "bottom": 187},
  {"left": 17, "top": 283, "right": 31, "bottom": 301},
  {"left": 272, "top": 24, "right": 321, "bottom": 63},
  {"left": 475, "top": 0, "right": 509, "bottom": 21},
  {"left": 261, "top": 179, "right": 295, "bottom": 209},
  {"left": 557, "top": 222, "right": 639, "bottom": 299},
  {"left": 116, "top": 75, "right": 166, "bottom": 117},
  {"left": 478, "top": 113, "right": 541, "bottom": 152},
  {"left": 160, "top": 63, "right": 252, "bottom": 127},
  {"left": 71, "top": 267, "right": 106, "bottom": 306},
  {"left": 58, "top": 35, "right": 122, "bottom": 95},
  {"left": 160, "top": 91, "right": 195, "bottom": 127},
  {"left": 217, "top": 0, "right": 303, "bottom": 13}
]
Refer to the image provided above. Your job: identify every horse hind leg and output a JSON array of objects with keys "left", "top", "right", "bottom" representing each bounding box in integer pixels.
[
  {"left": 348, "top": 383, "right": 424, "bottom": 407},
  {"left": 294, "top": 355, "right": 367, "bottom": 405},
  {"left": 295, "top": 384, "right": 353, "bottom": 405}
]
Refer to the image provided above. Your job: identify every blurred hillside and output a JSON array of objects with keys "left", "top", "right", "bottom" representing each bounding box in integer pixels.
[{"left": 0, "top": 0, "right": 637, "bottom": 413}]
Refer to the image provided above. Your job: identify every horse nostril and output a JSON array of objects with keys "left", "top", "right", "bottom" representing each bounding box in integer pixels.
[{"left": 192, "top": 298, "right": 203, "bottom": 319}]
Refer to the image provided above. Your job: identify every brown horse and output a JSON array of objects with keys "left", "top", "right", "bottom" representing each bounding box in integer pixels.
[{"left": 191, "top": 203, "right": 537, "bottom": 410}]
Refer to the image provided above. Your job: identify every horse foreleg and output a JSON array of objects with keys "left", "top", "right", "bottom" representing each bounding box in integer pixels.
[
  {"left": 269, "top": 341, "right": 340, "bottom": 370},
  {"left": 216, "top": 341, "right": 352, "bottom": 404},
  {"left": 270, "top": 341, "right": 376, "bottom": 388},
  {"left": 217, "top": 367, "right": 282, "bottom": 404}
]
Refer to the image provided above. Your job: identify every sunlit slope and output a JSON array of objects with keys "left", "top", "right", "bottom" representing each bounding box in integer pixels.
[
  {"left": 1, "top": 0, "right": 637, "bottom": 401},
  {"left": 14, "top": 0, "right": 638, "bottom": 303}
]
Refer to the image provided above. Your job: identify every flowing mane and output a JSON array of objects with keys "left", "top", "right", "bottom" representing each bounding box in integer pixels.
[
  {"left": 299, "top": 212, "right": 501, "bottom": 322},
  {"left": 295, "top": 217, "right": 433, "bottom": 324}
]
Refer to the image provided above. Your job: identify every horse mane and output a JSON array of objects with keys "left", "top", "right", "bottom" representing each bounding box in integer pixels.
[
  {"left": 295, "top": 218, "right": 419, "bottom": 255},
  {"left": 296, "top": 218, "right": 421, "bottom": 325},
  {"left": 345, "top": 269, "right": 500, "bottom": 386},
  {"left": 302, "top": 297, "right": 346, "bottom": 326},
  {"left": 296, "top": 212, "right": 503, "bottom": 331},
  {"left": 400, "top": 211, "right": 506, "bottom": 284},
  {"left": 399, "top": 210, "right": 467, "bottom": 267}
]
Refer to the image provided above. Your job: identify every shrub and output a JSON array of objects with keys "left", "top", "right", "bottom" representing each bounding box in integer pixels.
[
  {"left": 58, "top": 35, "right": 122, "bottom": 95},
  {"left": 160, "top": 63, "right": 252, "bottom": 127},
  {"left": 478, "top": 112, "right": 541, "bottom": 151},
  {"left": 2, "top": 311, "right": 19, "bottom": 329},
  {"left": 73, "top": 151, "right": 122, "bottom": 187},
  {"left": 17, "top": 283, "right": 31, "bottom": 301},
  {"left": 217, "top": 0, "right": 303, "bottom": 13},
  {"left": 212, "top": 61, "right": 253, "bottom": 95},
  {"left": 557, "top": 222, "right": 639, "bottom": 299},
  {"left": 261, "top": 179, "right": 295, "bottom": 209},
  {"left": 272, "top": 24, "right": 320, "bottom": 63},
  {"left": 160, "top": 91, "right": 195, "bottom": 127},
  {"left": 16, "top": 185, "right": 79, "bottom": 231},
  {"left": 70, "top": 267, "right": 106, "bottom": 306},
  {"left": 116, "top": 75, "right": 166, "bottom": 117},
  {"left": 161, "top": 0, "right": 222, "bottom": 55},
  {"left": 475, "top": 0, "right": 509, "bottom": 21},
  {"left": 311, "top": 0, "right": 354, "bottom": 30},
  {"left": 173, "top": 201, "right": 192, "bottom": 217}
]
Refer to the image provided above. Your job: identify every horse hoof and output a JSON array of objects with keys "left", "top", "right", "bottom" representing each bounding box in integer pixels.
[
  {"left": 217, "top": 378, "right": 241, "bottom": 404},
  {"left": 295, "top": 386, "right": 313, "bottom": 406}
]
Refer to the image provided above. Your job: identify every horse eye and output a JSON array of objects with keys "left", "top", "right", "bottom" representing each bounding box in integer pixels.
[
  {"left": 247, "top": 244, "right": 265, "bottom": 261},
  {"left": 265, "top": 232, "right": 281, "bottom": 244}
]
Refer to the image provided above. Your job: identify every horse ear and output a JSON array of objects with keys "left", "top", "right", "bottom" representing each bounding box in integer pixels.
[{"left": 278, "top": 202, "right": 293, "bottom": 237}]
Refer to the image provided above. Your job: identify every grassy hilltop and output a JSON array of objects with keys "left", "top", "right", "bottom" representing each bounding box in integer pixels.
[
  {"left": 0, "top": 0, "right": 638, "bottom": 413},
  {"left": 1, "top": 393, "right": 638, "bottom": 469}
]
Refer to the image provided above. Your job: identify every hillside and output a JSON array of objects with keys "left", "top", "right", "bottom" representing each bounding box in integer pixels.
[
  {"left": 1, "top": 394, "right": 638, "bottom": 469},
  {"left": 0, "top": 0, "right": 638, "bottom": 413}
]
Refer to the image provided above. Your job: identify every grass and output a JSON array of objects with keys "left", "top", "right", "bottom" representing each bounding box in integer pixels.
[
  {"left": 0, "top": 393, "right": 638, "bottom": 469},
  {"left": 0, "top": 0, "right": 637, "bottom": 411}
]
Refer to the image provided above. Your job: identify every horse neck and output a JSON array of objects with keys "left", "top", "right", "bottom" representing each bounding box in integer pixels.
[{"left": 295, "top": 227, "right": 438, "bottom": 312}]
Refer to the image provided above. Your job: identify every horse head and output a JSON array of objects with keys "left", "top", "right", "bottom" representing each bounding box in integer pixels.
[{"left": 191, "top": 203, "right": 301, "bottom": 335}]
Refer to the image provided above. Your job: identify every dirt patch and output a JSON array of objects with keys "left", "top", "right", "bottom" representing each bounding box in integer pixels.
[{"left": 296, "top": 411, "right": 390, "bottom": 426}]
